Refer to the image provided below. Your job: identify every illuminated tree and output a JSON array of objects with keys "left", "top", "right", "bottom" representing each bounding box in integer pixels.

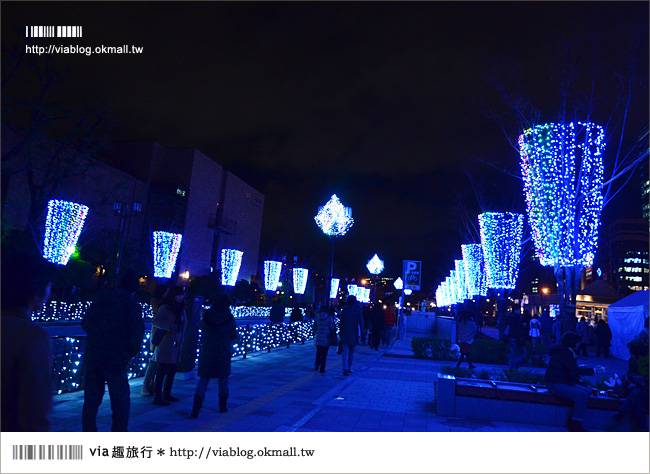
[
  {"left": 152, "top": 231, "right": 182, "bottom": 278},
  {"left": 43, "top": 199, "right": 89, "bottom": 265}
]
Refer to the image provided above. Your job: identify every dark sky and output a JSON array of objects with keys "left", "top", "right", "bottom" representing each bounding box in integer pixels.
[{"left": 2, "top": 2, "right": 648, "bottom": 292}]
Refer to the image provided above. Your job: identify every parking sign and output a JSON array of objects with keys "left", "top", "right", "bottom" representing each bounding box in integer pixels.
[{"left": 403, "top": 260, "right": 421, "bottom": 291}]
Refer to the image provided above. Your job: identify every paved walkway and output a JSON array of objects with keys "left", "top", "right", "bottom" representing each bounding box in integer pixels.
[{"left": 49, "top": 334, "right": 629, "bottom": 432}]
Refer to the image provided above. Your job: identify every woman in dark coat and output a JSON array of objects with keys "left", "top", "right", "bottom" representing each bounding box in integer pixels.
[
  {"left": 313, "top": 306, "right": 335, "bottom": 373},
  {"left": 594, "top": 319, "right": 612, "bottom": 358},
  {"left": 151, "top": 286, "right": 186, "bottom": 406},
  {"left": 190, "top": 294, "right": 238, "bottom": 418}
]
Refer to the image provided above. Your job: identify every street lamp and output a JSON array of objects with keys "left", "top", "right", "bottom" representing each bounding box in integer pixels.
[
  {"left": 366, "top": 254, "right": 384, "bottom": 303},
  {"left": 541, "top": 287, "right": 549, "bottom": 311},
  {"left": 314, "top": 194, "right": 354, "bottom": 306}
]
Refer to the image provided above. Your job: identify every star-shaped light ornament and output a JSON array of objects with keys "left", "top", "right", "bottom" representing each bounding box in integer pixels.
[
  {"left": 314, "top": 194, "right": 354, "bottom": 237},
  {"left": 366, "top": 254, "right": 385, "bottom": 275}
]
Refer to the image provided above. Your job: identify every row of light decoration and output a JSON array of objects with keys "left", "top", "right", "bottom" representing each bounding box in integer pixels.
[
  {"left": 43, "top": 199, "right": 89, "bottom": 265},
  {"left": 461, "top": 243, "right": 487, "bottom": 298},
  {"left": 152, "top": 231, "right": 183, "bottom": 278},
  {"left": 51, "top": 320, "right": 316, "bottom": 395},
  {"left": 330, "top": 278, "right": 340, "bottom": 299},
  {"left": 519, "top": 122, "right": 605, "bottom": 267},
  {"left": 479, "top": 212, "right": 524, "bottom": 289},
  {"left": 32, "top": 301, "right": 153, "bottom": 322},
  {"left": 221, "top": 249, "right": 244, "bottom": 286},
  {"left": 263, "top": 260, "right": 283, "bottom": 291},
  {"left": 292, "top": 268, "right": 309, "bottom": 295},
  {"left": 435, "top": 212, "right": 523, "bottom": 307}
]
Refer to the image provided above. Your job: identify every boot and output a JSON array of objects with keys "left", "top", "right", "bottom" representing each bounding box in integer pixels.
[
  {"left": 219, "top": 393, "right": 228, "bottom": 413},
  {"left": 190, "top": 394, "right": 204, "bottom": 418}
]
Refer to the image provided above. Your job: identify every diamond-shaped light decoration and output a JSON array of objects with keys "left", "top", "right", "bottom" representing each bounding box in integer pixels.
[
  {"left": 314, "top": 194, "right": 354, "bottom": 237},
  {"left": 366, "top": 254, "right": 384, "bottom": 275}
]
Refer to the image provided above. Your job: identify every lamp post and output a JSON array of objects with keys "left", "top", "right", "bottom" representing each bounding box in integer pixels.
[
  {"left": 314, "top": 194, "right": 354, "bottom": 306},
  {"left": 113, "top": 200, "right": 141, "bottom": 283},
  {"left": 541, "top": 287, "right": 549, "bottom": 312}
]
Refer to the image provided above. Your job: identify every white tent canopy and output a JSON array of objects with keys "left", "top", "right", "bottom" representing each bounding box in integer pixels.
[{"left": 607, "top": 290, "right": 649, "bottom": 360}]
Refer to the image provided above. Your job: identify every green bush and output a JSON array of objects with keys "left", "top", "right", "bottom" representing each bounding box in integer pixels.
[
  {"left": 438, "top": 365, "right": 544, "bottom": 384},
  {"left": 411, "top": 337, "right": 455, "bottom": 361},
  {"left": 470, "top": 339, "right": 509, "bottom": 365},
  {"left": 501, "top": 368, "right": 544, "bottom": 384}
]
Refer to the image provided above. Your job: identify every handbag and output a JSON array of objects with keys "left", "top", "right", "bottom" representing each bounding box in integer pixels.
[
  {"left": 151, "top": 327, "right": 167, "bottom": 347},
  {"left": 328, "top": 329, "right": 339, "bottom": 347}
]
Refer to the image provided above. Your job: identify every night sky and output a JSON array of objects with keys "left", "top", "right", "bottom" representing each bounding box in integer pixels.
[{"left": 2, "top": 2, "right": 648, "bottom": 291}]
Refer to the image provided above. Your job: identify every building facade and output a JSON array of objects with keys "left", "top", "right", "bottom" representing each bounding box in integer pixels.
[
  {"left": 2, "top": 125, "right": 264, "bottom": 286},
  {"left": 608, "top": 218, "right": 649, "bottom": 297}
]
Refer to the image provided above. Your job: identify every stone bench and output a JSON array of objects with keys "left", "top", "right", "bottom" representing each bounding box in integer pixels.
[{"left": 436, "top": 374, "right": 623, "bottom": 430}]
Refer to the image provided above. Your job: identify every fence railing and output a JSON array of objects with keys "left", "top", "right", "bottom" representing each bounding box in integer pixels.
[{"left": 51, "top": 320, "right": 316, "bottom": 395}]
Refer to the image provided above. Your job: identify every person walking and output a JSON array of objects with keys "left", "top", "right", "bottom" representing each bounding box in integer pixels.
[
  {"left": 552, "top": 316, "right": 563, "bottom": 344},
  {"left": 82, "top": 270, "right": 145, "bottom": 431},
  {"left": 151, "top": 286, "right": 186, "bottom": 406},
  {"left": 456, "top": 311, "right": 477, "bottom": 369},
  {"left": 369, "top": 304, "right": 385, "bottom": 351},
  {"left": 576, "top": 317, "right": 590, "bottom": 357},
  {"left": 339, "top": 296, "right": 364, "bottom": 376},
  {"left": 543, "top": 331, "right": 599, "bottom": 432},
  {"left": 141, "top": 284, "right": 169, "bottom": 396},
  {"left": 529, "top": 314, "right": 542, "bottom": 347},
  {"left": 361, "top": 305, "right": 371, "bottom": 345},
  {"left": 594, "top": 319, "right": 612, "bottom": 358},
  {"left": 190, "top": 294, "right": 238, "bottom": 418},
  {"left": 505, "top": 309, "right": 526, "bottom": 370},
  {"left": 313, "top": 306, "right": 335, "bottom": 373},
  {"left": 539, "top": 308, "right": 553, "bottom": 353},
  {"left": 383, "top": 304, "right": 397, "bottom": 347},
  {"left": 1, "top": 251, "right": 56, "bottom": 431}
]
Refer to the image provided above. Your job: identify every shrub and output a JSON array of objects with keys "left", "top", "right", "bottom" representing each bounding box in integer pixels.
[
  {"left": 466, "top": 339, "right": 509, "bottom": 365},
  {"left": 411, "top": 337, "right": 455, "bottom": 361},
  {"left": 501, "top": 368, "right": 544, "bottom": 384}
]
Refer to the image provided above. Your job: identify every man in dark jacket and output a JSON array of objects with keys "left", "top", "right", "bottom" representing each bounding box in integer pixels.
[
  {"left": 82, "top": 270, "right": 144, "bottom": 431},
  {"left": 1, "top": 251, "right": 56, "bottom": 431},
  {"left": 543, "top": 331, "right": 598, "bottom": 432},
  {"left": 339, "top": 296, "right": 364, "bottom": 376},
  {"left": 594, "top": 319, "right": 612, "bottom": 358}
]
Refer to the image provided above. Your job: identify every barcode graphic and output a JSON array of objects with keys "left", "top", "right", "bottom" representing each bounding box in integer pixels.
[
  {"left": 12, "top": 445, "right": 83, "bottom": 460},
  {"left": 25, "top": 26, "right": 83, "bottom": 37}
]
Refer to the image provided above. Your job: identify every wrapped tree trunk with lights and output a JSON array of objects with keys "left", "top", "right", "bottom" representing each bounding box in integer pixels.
[{"left": 519, "top": 122, "right": 605, "bottom": 332}]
